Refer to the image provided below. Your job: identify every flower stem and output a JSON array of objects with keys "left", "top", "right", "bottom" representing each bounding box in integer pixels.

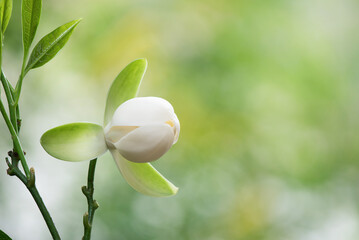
[{"left": 82, "top": 159, "right": 99, "bottom": 240}]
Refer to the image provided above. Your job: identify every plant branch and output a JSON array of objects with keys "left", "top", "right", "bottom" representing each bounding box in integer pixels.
[
  {"left": 14, "top": 49, "right": 29, "bottom": 105},
  {"left": 82, "top": 159, "right": 99, "bottom": 240},
  {"left": 1, "top": 72, "right": 59, "bottom": 240},
  {"left": 1, "top": 71, "right": 18, "bottom": 132},
  {"left": 0, "top": 98, "right": 30, "bottom": 178},
  {"left": 6, "top": 158, "right": 61, "bottom": 240}
]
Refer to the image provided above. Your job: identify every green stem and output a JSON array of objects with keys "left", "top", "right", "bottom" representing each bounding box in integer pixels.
[
  {"left": 1, "top": 71, "right": 18, "bottom": 132},
  {"left": 1, "top": 72, "right": 14, "bottom": 105},
  {"left": 15, "top": 103, "right": 21, "bottom": 131},
  {"left": 6, "top": 160, "right": 61, "bottom": 240},
  {"left": 0, "top": 99, "right": 30, "bottom": 178},
  {"left": 1, "top": 75, "right": 59, "bottom": 240},
  {"left": 82, "top": 159, "right": 99, "bottom": 240},
  {"left": 14, "top": 50, "right": 28, "bottom": 105},
  {"left": 0, "top": 8, "right": 59, "bottom": 240},
  {"left": 28, "top": 183, "right": 61, "bottom": 240}
]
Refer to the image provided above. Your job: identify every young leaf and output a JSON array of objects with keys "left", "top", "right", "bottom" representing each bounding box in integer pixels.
[
  {"left": 22, "top": 0, "right": 41, "bottom": 54},
  {"left": 104, "top": 58, "right": 147, "bottom": 126},
  {"left": 41, "top": 122, "right": 108, "bottom": 162},
  {"left": 0, "top": 229, "right": 12, "bottom": 240},
  {"left": 1, "top": 0, "right": 12, "bottom": 33},
  {"left": 25, "top": 19, "right": 81, "bottom": 72},
  {"left": 110, "top": 149, "right": 178, "bottom": 197}
]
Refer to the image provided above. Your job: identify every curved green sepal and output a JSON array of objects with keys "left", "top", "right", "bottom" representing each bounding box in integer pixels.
[
  {"left": 41, "top": 122, "right": 107, "bottom": 162},
  {"left": 22, "top": 0, "right": 41, "bottom": 55},
  {"left": 110, "top": 149, "right": 178, "bottom": 197},
  {"left": 25, "top": 19, "right": 81, "bottom": 72},
  {"left": 104, "top": 58, "right": 147, "bottom": 126},
  {"left": 1, "top": 0, "right": 12, "bottom": 33}
]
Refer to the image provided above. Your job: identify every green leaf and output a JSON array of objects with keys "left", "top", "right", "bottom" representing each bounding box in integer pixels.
[
  {"left": 25, "top": 19, "right": 81, "bottom": 72},
  {"left": 104, "top": 58, "right": 147, "bottom": 126},
  {"left": 110, "top": 149, "right": 178, "bottom": 197},
  {"left": 22, "top": 0, "right": 41, "bottom": 54},
  {"left": 0, "top": 229, "right": 12, "bottom": 240},
  {"left": 41, "top": 122, "right": 108, "bottom": 162},
  {"left": 0, "top": 0, "right": 12, "bottom": 33}
]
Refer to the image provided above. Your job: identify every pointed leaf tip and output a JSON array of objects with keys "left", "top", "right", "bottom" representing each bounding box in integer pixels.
[{"left": 25, "top": 18, "right": 81, "bottom": 72}]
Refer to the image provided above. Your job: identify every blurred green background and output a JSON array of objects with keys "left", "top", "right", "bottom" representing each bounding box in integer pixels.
[{"left": 1, "top": 0, "right": 359, "bottom": 239}]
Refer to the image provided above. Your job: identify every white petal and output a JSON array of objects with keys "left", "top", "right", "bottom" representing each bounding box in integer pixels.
[
  {"left": 171, "top": 114, "right": 180, "bottom": 144},
  {"left": 110, "top": 97, "right": 178, "bottom": 127},
  {"left": 114, "top": 123, "right": 174, "bottom": 163},
  {"left": 104, "top": 125, "right": 139, "bottom": 146}
]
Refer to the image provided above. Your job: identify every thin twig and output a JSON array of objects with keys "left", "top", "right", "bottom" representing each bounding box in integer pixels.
[
  {"left": 5, "top": 157, "right": 61, "bottom": 240},
  {"left": 0, "top": 99, "right": 30, "bottom": 178},
  {"left": 82, "top": 159, "right": 99, "bottom": 240}
]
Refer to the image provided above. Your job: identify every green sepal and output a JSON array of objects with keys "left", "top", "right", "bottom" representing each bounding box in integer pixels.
[
  {"left": 0, "top": 0, "right": 12, "bottom": 33},
  {"left": 25, "top": 19, "right": 81, "bottom": 72},
  {"left": 41, "top": 122, "right": 107, "bottom": 162},
  {"left": 104, "top": 58, "right": 147, "bottom": 126},
  {"left": 22, "top": 0, "right": 41, "bottom": 55},
  {"left": 110, "top": 149, "right": 178, "bottom": 197}
]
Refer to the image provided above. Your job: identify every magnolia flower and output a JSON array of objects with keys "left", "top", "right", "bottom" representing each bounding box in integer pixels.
[
  {"left": 105, "top": 97, "right": 180, "bottom": 163},
  {"left": 40, "top": 59, "right": 179, "bottom": 197}
]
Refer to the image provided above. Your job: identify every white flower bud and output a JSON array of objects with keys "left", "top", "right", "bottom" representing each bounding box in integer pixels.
[{"left": 104, "top": 97, "right": 180, "bottom": 163}]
